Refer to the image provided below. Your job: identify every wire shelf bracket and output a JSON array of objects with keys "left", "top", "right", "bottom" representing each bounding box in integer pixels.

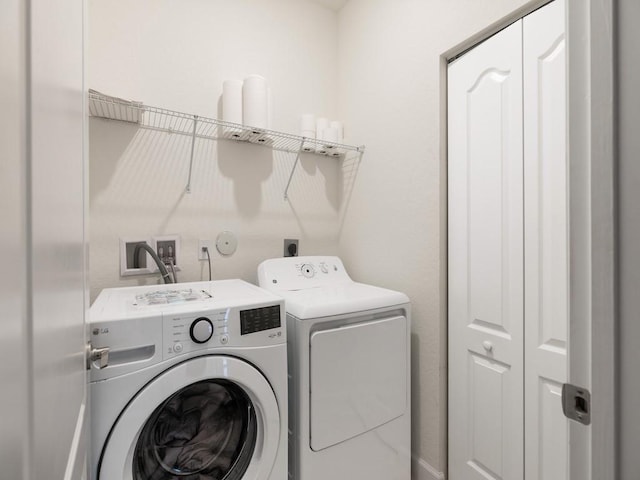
[
  {"left": 284, "top": 138, "right": 307, "bottom": 201},
  {"left": 185, "top": 115, "right": 198, "bottom": 194}
]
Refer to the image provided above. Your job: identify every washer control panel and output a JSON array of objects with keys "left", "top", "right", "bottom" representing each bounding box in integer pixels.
[
  {"left": 240, "top": 304, "right": 281, "bottom": 335},
  {"left": 164, "top": 309, "right": 228, "bottom": 359},
  {"left": 162, "top": 302, "right": 285, "bottom": 359}
]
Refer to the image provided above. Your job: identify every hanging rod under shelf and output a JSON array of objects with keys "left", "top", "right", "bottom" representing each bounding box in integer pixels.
[{"left": 88, "top": 90, "right": 365, "bottom": 195}]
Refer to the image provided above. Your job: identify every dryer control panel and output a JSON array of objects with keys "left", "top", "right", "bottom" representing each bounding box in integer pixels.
[{"left": 258, "top": 256, "right": 352, "bottom": 291}]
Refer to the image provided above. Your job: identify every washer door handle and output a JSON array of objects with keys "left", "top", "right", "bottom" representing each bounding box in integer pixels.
[{"left": 87, "top": 344, "right": 110, "bottom": 370}]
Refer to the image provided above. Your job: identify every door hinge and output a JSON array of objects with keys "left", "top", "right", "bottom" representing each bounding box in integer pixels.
[{"left": 562, "top": 383, "right": 591, "bottom": 425}]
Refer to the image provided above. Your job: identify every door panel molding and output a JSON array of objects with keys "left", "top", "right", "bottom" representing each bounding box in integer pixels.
[
  {"left": 523, "top": 3, "right": 568, "bottom": 478},
  {"left": 448, "top": 19, "right": 524, "bottom": 480}
]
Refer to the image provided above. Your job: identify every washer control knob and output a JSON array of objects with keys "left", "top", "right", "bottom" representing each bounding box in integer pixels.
[
  {"left": 190, "top": 317, "right": 213, "bottom": 344},
  {"left": 220, "top": 334, "right": 229, "bottom": 345},
  {"left": 301, "top": 264, "right": 315, "bottom": 278},
  {"left": 173, "top": 343, "right": 183, "bottom": 353},
  {"left": 320, "top": 262, "right": 328, "bottom": 273}
]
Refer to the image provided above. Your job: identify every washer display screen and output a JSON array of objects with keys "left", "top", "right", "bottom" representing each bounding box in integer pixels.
[{"left": 240, "top": 305, "right": 281, "bottom": 335}]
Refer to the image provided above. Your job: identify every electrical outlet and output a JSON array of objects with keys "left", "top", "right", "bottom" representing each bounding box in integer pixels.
[
  {"left": 284, "top": 239, "right": 299, "bottom": 257},
  {"left": 198, "top": 240, "right": 214, "bottom": 260}
]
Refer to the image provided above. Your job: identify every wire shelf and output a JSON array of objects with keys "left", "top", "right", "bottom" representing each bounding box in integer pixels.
[
  {"left": 88, "top": 90, "right": 364, "bottom": 197},
  {"left": 88, "top": 90, "right": 364, "bottom": 156}
]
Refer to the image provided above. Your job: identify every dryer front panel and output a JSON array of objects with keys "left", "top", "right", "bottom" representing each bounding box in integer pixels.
[
  {"left": 309, "top": 315, "right": 408, "bottom": 451},
  {"left": 98, "top": 355, "right": 281, "bottom": 480}
]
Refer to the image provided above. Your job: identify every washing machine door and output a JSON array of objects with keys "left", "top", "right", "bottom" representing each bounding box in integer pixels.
[{"left": 98, "top": 355, "right": 281, "bottom": 480}]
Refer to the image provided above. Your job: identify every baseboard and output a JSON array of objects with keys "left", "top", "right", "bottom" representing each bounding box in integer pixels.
[{"left": 412, "top": 456, "right": 445, "bottom": 480}]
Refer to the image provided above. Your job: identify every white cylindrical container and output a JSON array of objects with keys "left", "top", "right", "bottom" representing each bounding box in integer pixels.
[
  {"left": 222, "top": 80, "right": 243, "bottom": 124},
  {"left": 300, "top": 114, "right": 316, "bottom": 152},
  {"left": 324, "top": 126, "right": 339, "bottom": 144},
  {"left": 315, "top": 117, "right": 330, "bottom": 154},
  {"left": 300, "top": 114, "right": 316, "bottom": 137},
  {"left": 243, "top": 74, "right": 269, "bottom": 131},
  {"left": 316, "top": 117, "right": 329, "bottom": 140},
  {"left": 330, "top": 120, "right": 344, "bottom": 144}
]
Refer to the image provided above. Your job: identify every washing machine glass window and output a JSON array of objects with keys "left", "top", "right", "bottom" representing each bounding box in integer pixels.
[{"left": 133, "top": 379, "right": 257, "bottom": 480}]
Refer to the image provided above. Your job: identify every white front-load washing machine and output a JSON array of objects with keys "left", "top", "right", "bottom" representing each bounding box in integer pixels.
[
  {"left": 258, "top": 256, "right": 411, "bottom": 480},
  {"left": 89, "top": 280, "right": 287, "bottom": 480}
]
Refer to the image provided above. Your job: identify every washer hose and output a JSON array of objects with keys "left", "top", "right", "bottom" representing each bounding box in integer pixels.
[{"left": 133, "top": 243, "right": 174, "bottom": 284}]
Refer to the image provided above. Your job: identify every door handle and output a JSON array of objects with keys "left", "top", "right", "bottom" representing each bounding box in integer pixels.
[
  {"left": 482, "top": 341, "right": 493, "bottom": 352},
  {"left": 86, "top": 344, "right": 110, "bottom": 370}
]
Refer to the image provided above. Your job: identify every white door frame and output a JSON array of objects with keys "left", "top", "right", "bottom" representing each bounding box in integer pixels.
[
  {"left": 0, "top": 0, "right": 30, "bottom": 478},
  {"left": 566, "top": 0, "right": 615, "bottom": 478},
  {"left": 441, "top": 0, "right": 616, "bottom": 478}
]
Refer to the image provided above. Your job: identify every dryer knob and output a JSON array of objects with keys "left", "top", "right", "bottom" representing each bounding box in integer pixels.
[
  {"left": 301, "top": 264, "right": 315, "bottom": 278},
  {"left": 190, "top": 317, "right": 214, "bottom": 344}
]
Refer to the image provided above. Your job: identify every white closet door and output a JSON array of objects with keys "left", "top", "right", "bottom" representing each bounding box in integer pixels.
[
  {"left": 523, "top": 1, "right": 568, "bottom": 478},
  {"left": 448, "top": 20, "right": 524, "bottom": 480}
]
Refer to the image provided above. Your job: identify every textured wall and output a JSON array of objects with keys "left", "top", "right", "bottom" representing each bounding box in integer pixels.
[
  {"left": 88, "top": 0, "right": 344, "bottom": 301},
  {"left": 336, "top": 1, "right": 531, "bottom": 476}
]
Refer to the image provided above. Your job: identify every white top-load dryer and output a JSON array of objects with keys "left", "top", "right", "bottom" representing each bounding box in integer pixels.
[
  {"left": 258, "top": 256, "right": 411, "bottom": 480},
  {"left": 89, "top": 280, "right": 287, "bottom": 480}
]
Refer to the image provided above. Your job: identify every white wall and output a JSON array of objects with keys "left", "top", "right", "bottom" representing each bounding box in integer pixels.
[
  {"left": 336, "top": 1, "right": 531, "bottom": 476},
  {"left": 88, "top": 0, "right": 344, "bottom": 300}
]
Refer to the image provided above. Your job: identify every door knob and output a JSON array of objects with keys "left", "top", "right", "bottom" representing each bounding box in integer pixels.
[{"left": 482, "top": 341, "right": 493, "bottom": 352}]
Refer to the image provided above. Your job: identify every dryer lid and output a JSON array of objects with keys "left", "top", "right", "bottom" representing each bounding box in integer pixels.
[{"left": 273, "top": 282, "right": 409, "bottom": 319}]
